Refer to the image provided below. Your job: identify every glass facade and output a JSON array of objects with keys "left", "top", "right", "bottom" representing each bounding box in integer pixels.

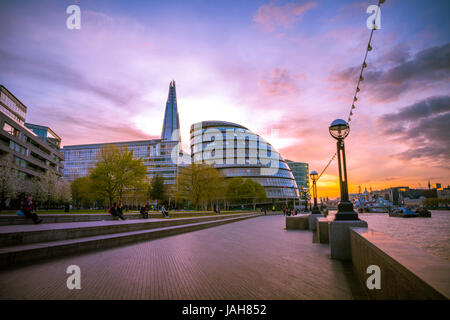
[
  {"left": 62, "top": 140, "right": 181, "bottom": 184},
  {"left": 189, "top": 121, "right": 299, "bottom": 200},
  {"left": 62, "top": 81, "right": 187, "bottom": 183},
  {"left": 285, "top": 160, "right": 309, "bottom": 191}
]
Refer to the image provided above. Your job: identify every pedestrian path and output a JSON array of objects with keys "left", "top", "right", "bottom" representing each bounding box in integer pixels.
[
  {"left": 0, "top": 213, "right": 259, "bottom": 268},
  {"left": 0, "top": 215, "right": 367, "bottom": 299}
]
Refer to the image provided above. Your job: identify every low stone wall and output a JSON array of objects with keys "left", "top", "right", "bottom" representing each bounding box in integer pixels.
[
  {"left": 350, "top": 227, "right": 450, "bottom": 300},
  {"left": 285, "top": 215, "right": 309, "bottom": 230},
  {"left": 316, "top": 218, "right": 329, "bottom": 243}
]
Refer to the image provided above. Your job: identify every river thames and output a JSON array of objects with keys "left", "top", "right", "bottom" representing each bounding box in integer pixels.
[{"left": 329, "top": 210, "right": 450, "bottom": 261}]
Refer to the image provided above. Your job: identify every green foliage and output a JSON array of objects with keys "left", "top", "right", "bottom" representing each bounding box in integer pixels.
[
  {"left": 225, "top": 177, "right": 267, "bottom": 207},
  {"left": 149, "top": 175, "right": 167, "bottom": 204},
  {"left": 175, "top": 163, "right": 226, "bottom": 209},
  {"left": 89, "top": 145, "right": 147, "bottom": 206}
]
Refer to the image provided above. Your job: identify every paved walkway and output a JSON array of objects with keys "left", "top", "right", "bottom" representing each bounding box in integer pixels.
[{"left": 0, "top": 216, "right": 366, "bottom": 299}]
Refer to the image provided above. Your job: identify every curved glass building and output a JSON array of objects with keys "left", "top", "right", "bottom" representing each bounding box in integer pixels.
[{"left": 190, "top": 121, "right": 299, "bottom": 200}]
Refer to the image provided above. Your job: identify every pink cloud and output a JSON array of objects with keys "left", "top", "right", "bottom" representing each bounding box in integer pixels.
[{"left": 253, "top": 1, "right": 317, "bottom": 32}]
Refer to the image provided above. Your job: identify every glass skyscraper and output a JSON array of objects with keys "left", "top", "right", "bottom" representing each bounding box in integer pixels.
[
  {"left": 190, "top": 120, "right": 299, "bottom": 200},
  {"left": 285, "top": 160, "right": 309, "bottom": 193},
  {"left": 62, "top": 81, "right": 187, "bottom": 183}
]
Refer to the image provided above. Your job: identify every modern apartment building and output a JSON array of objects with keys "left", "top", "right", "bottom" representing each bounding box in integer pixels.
[{"left": 0, "top": 85, "right": 64, "bottom": 179}]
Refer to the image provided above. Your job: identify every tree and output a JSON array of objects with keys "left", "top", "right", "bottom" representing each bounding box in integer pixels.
[
  {"left": 148, "top": 175, "right": 167, "bottom": 205},
  {"left": 71, "top": 176, "right": 95, "bottom": 208},
  {"left": 90, "top": 145, "right": 147, "bottom": 207},
  {"left": 225, "top": 177, "right": 267, "bottom": 209},
  {"left": 175, "top": 164, "right": 226, "bottom": 210}
]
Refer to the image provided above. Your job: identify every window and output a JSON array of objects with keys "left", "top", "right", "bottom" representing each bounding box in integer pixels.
[
  {"left": 3, "top": 122, "right": 18, "bottom": 136},
  {"left": 10, "top": 141, "right": 28, "bottom": 156},
  {"left": 14, "top": 156, "right": 27, "bottom": 168}
]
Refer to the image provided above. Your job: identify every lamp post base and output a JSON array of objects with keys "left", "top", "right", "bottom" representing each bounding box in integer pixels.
[{"left": 334, "top": 201, "right": 359, "bottom": 220}]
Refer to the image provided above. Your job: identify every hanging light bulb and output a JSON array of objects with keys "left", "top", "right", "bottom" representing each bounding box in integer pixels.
[
  {"left": 354, "top": 96, "right": 358, "bottom": 102},
  {"left": 352, "top": 104, "right": 356, "bottom": 109},
  {"left": 368, "top": 44, "right": 373, "bottom": 51},
  {"left": 350, "top": 111, "right": 353, "bottom": 116},
  {"left": 348, "top": 117, "right": 352, "bottom": 122},
  {"left": 356, "top": 87, "right": 360, "bottom": 92},
  {"left": 359, "top": 75, "right": 364, "bottom": 81},
  {"left": 362, "top": 62, "right": 367, "bottom": 68}
]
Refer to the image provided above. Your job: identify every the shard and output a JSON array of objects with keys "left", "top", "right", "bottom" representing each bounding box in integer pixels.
[{"left": 161, "top": 80, "right": 181, "bottom": 142}]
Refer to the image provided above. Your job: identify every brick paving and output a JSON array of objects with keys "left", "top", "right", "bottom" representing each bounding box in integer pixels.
[{"left": 0, "top": 215, "right": 366, "bottom": 299}]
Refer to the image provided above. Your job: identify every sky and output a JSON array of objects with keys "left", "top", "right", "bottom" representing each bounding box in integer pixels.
[{"left": 0, "top": 0, "right": 449, "bottom": 197}]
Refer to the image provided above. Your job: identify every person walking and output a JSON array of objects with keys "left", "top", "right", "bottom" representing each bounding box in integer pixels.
[{"left": 21, "top": 196, "right": 43, "bottom": 224}]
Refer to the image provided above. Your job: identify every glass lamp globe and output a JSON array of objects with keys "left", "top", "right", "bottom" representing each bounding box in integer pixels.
[
  {"left": 329, "top": 119, "right": 350, "bottom": 140},
  {"left": 310, "top": 170, "right": 318, "bottom": 181}
]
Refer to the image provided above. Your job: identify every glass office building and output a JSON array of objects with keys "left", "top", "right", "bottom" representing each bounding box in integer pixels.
[
  {"left": 190, "top": 120, "right": 299, "bottom": 200},
  {"left": 285, "top": 160, "right": 309, "bottom": 191},
  {"left": 62, "top": 81, "right": 187, "bottom": 183},
  {"left": 0, "top": 85, "right": 64, "bottom": 179}
]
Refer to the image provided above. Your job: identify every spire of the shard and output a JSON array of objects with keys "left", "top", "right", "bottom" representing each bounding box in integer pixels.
[{"left": 161, "top": 80, "right": 181, "bottom": 142}]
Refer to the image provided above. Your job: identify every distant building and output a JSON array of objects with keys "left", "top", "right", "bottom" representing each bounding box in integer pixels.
[
  {"left": 0, "top": 85, "right": 64, "bottom": 179},
  {"left": 62, "top": 81, "right": 188, "bottom": 184},
  {"left": 285, "top": 160, "right": 309, "bottom": 191},
  {"left": 190, "top": 120, "right": 299, "bottom": 201},
  {"left": 437, "top": 186, "right": 450, "bottom": 199}
]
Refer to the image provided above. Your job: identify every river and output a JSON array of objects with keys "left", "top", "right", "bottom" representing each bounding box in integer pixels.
[{"left": 328, "top": 210, "right": 450, "bottom": 261}]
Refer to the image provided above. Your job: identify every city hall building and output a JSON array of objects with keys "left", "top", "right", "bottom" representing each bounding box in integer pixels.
[
  {"left": 190, "top": 120, "right": 299, "bottom": 201},
  {"left": 0, "top": 85, "right": 64, "bottom": 179},
  {"left": 62, "top": 81, "right": 187, "bottom": 184}
]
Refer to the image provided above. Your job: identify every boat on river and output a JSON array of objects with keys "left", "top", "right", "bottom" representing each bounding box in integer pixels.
[{"left": 388, "top": 207, "right": 432, "bottom": 218}]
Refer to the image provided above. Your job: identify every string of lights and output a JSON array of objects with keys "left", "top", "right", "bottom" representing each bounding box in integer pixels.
[{"left": 314, "top": 0, "right": 385, "bottom": 185}]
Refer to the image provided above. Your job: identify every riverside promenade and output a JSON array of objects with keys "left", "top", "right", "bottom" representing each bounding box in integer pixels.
[{"left": 0, "top": 215, "right": 366, "bottom": 299}]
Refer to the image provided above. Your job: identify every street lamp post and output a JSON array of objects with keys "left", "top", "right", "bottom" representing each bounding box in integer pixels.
[
  {"left": 303, "top": 187, "right": 309, "bottom": 211},
  {"left": 329, "top": 119, "right": 359, "bottom": 220},
  {"left": 310, "top": 170, "right": 321, "bottom": 214}
]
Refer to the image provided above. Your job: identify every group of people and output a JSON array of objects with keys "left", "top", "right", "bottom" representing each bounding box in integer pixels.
[
  {"left": 138, "top": 203, "right": 169, "bottom": 219},
  {"left": 109, "top": 202, "right": 127, "bottom": 220},
  {"left": 283, "top": 208, "right": 299, "bottom": 216}
]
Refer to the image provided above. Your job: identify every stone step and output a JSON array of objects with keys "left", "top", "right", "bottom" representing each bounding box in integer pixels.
[
  {"left": 0, "top": 213, "right": 257, "bottom": 247},
  {"left": 0, "top": 214, "right": 260, "bottom": 268},
  {"left": 0, "top": 211, "right": 250, "bottom": 225}
]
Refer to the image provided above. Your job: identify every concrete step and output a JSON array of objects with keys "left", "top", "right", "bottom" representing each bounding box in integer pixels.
[
  {"left": 0, "top": 214, "right": 260, "bottom": 268},
  {"left": 0, "top": 211, "right": 250, "bottom": 225},
  {"left": 0, "top": 213, "right": 258, "bottom": 247}
]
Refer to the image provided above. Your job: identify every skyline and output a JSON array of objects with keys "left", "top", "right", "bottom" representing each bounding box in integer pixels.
[{"left": 0, "top": 0, "right": 449, "bottom": 197}]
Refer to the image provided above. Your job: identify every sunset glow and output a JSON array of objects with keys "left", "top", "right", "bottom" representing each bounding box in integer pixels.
[{"left": 0, "top": 0, "right": 449, "bottom": 198}]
